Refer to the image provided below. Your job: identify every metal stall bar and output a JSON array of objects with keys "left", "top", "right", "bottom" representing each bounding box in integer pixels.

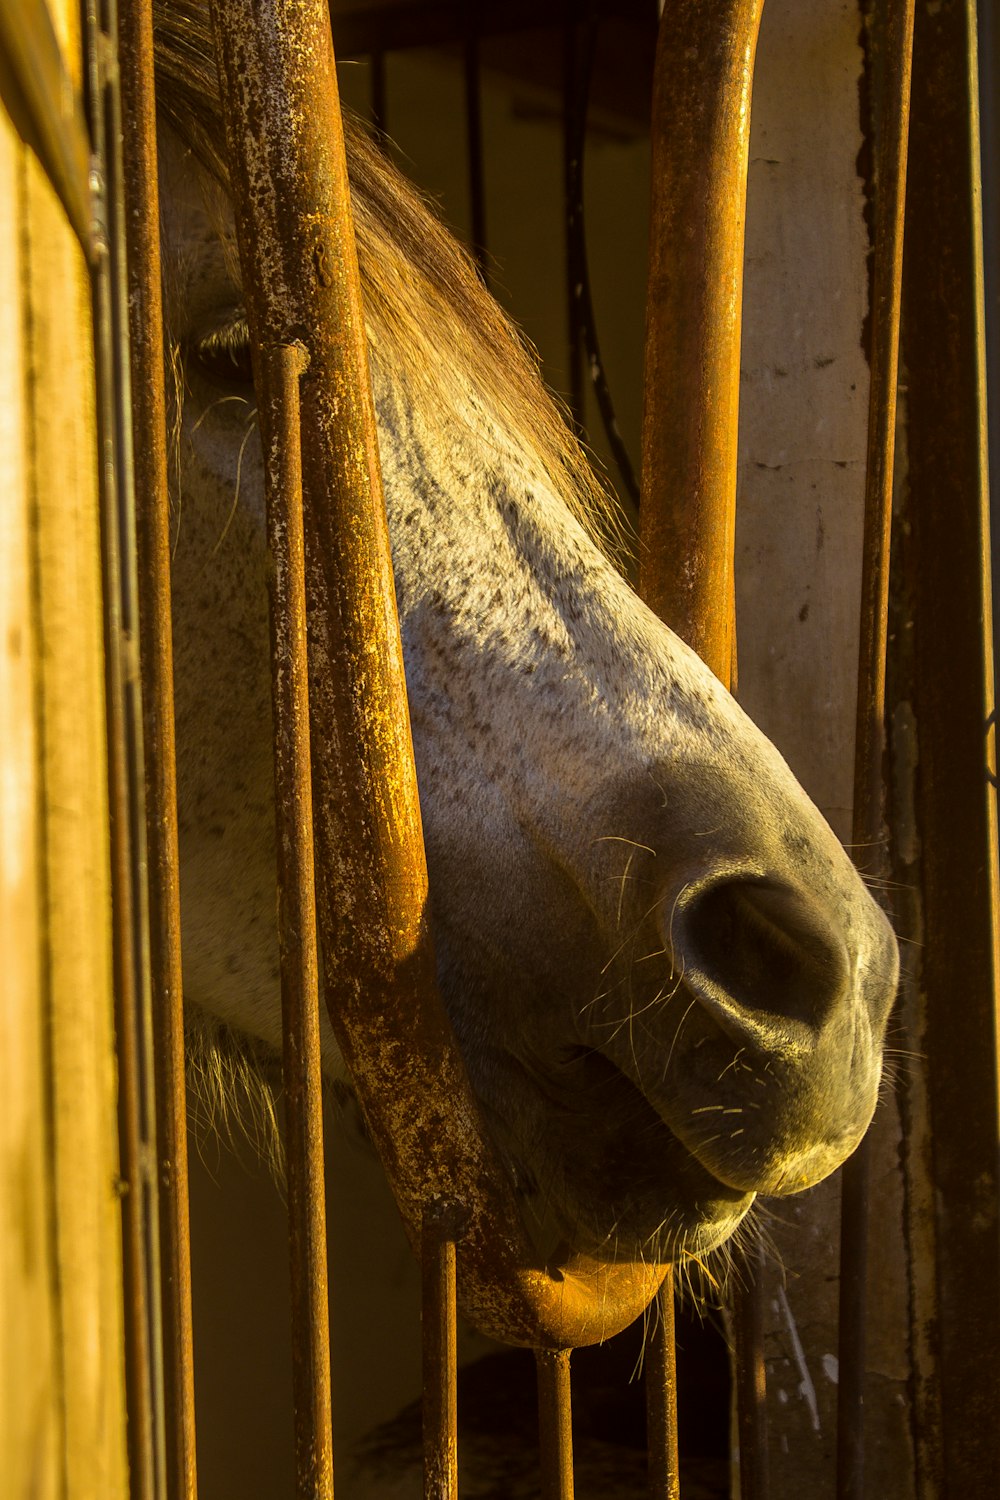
[
  {"left": 259, "top": 338, "right": 335, "bottom": 1500},
  {"left": 645, "top": 1280, "right": 680, "bottom": 1500},
  {"left": 731, "top": 1241, "right": 767, "bottom": 1500},
  {"left": 639, "top": 0, "right": 764, "bottom": 688},
  {"left": 536, "top": 1349, "right": 575, "bottom": 1500},
  {"left": 422, "top": 1220, "right": 459, "bottom": 1500},
  {"left": 118, "top": 3, "right": 199, "bottom": 1497},
  {"left": 87, "top": 0, "right": 167, "bottom": 1496},
  {"left": 207, "top": 0, "right": 664, "bottom": 1370},
  {"left": 903, "top": 0, "right": 1000, "bottom": 1486},
  {"left": 640, "top": 2, "right": 765, "bottom": 1495},
  {"left": 563, "top": 2, "right": 641, "bottom": 506},
  {"left": 836, "top": 1, "right": 915, "bottom": 1495}
]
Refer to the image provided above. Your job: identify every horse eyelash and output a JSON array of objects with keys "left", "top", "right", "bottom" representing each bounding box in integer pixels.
[{"left": 192, "top": 313, "right": 254, "bottom": 385}]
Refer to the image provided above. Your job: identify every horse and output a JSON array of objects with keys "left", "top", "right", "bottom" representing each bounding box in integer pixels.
[{"left": 154, "top": 0, "right": 898, "bottom": 1275}]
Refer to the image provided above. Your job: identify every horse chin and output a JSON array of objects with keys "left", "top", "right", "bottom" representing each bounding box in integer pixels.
[
  {"left": 517, "top": 1156, "right": 754, "bottom": 1268},
  {"left": 502, "top": 1053, "right": 756, "bottom": 1266}
]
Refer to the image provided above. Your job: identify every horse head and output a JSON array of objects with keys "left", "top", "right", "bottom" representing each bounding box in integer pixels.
[{"left": 156, "top": 0, "right": 898, "bottom": 1266}]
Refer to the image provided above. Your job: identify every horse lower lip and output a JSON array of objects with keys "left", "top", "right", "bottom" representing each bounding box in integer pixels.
[{"left": 510, "top": 1048, "right": 754, "bottom": 1259}]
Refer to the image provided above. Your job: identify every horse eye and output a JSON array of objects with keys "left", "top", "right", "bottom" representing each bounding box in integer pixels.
[{"left": 191, "top": 315, "right": 255, "bottom": 387}]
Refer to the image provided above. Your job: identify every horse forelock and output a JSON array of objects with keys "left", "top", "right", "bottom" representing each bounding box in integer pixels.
[{"left": 152, "top": 0, "right": 626, "bottom": 560}]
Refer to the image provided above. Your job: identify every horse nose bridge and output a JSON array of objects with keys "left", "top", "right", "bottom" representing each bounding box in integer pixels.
[{"left": 670, "top": 875, "right": 856, "bottom": 1052}]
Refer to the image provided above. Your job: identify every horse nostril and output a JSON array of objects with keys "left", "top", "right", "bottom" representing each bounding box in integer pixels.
[{"left": 679, "top": 878, "right": 850, "bottom": 1046}]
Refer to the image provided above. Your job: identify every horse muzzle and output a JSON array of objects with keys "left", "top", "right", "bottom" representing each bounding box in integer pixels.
[{"left": 587, "top": 863, "right": 898, "bottom": 1204}]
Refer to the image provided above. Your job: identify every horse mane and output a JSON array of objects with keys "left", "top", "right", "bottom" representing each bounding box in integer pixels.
[{"left": 152, "top": 0, "right": 623, "bottom": 553}]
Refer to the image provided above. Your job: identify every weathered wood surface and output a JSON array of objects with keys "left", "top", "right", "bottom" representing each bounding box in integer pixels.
[{"left": 0, "top": 2, "right": 129, "bottom": 1494}]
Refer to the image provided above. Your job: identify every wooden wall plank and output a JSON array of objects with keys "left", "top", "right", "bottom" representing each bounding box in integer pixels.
[
  {"left": 0, "top": 99, "right": 62, "bottom": 1500},
  {"left": 1, "top": 1, "right": 130, "bottom": 1494},
  {"left": 22, "top": 140, "right": 129, "bottom": 1500}
]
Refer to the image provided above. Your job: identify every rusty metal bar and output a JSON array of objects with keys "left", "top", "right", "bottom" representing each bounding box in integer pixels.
[
  {"left": 645, "top": 1276, "right": 680, "bottom": 1500},
  {"left": 88, "top": 0, "right": 166, "bottom": 1495},
  {"left": 836, "top": 2, "right": 915, "bottom": 1495},
  {"left": 422, "top": 1217, "right": 459, "bottom": 1500},
  {"left": 639, "top": 0, "right": 764, "bottom": 685},
  {"left": 563, "top": 3, "right": 641, "bottom": 504},
  {"left": 732, "top": 1242, "right": 769, "bottom": 1500},
  {"left": 849, "top": 0, "right": 916, "bottom": 849},
  {"left": 261, "top": 342, "right": 335, "bottom": 1500},
  {"left": 536, "top": 1348, "right": 574, "bottom": 1500},
  {"left": 983, "top": 0, "right": 1000, "bottom": 646},
  {"left": 118, "top": 3, "right": 198, "bottom": 1496},
  {"left": 208, "top": 0, "right": 663, "bottom": 1350},
  {"left": 835, "top": 1150, "right": 870, "bottom": 1500},
  {"left": 902, "top": 0, "right": 1000, "bottom": 1487},
  {"left": 638, "top": 1, "right": 764, "bottom": 1489}
]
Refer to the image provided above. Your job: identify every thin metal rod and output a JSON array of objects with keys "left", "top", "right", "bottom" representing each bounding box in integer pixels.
[
  {"left": 536, "top": 1348, "right": 574, "bottom": 1500},
  {"left": 645, "top": 1273, "right": 680, "bottom": 1500},
  {"left": 982, "top": 0, "right": 1000, "bottom": 691},
  {"left": 851, "top": 0, "right": 917, "bottom": 852},
  {"left": 732, "top": 1241, "right": 769, "bottom": 1500},
  {"left": 262, "top": 343, "right": 335, "bottom": 1500},
  {"left": 837, "top": 3, "right": 915, "bottom": 1496},
  {"left": 836, "top": 1145, "right": 871, "bottom": 1500},
  {"left": 563, "top": 4, "right": 640, "bottom": 503},
  {"left": 118, "top": 3, "right": 198, "bottom": 1496},
  {"left": 903, "top": 0, "right": 1000, "bottom": 1483},
  {"left": 209, "top": 0, "right": 663, "bottom": 1349},
  {"left": 639, "top": 0, "right": 764, "bottom": 686},
  {"left": 88, "top": 0, "right": 166, "bottom": 1495},
  {"left": 422, "top": 1218, "right": 458, "bottom": 1500},
  {"left": 638, "top": 3, "right": 763, "bottom": 1483}
]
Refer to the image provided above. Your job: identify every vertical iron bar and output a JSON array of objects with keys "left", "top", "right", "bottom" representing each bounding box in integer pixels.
[
  {"left": 536, "top": 1348, "right": 574, "bottom": 1500},
  {"left": 639, "top": 0, "right": 764, "bottom": 686},
  {"left": 262, "top": 343, "right": 335, "bottom": 1500},
  {"left": 851, "top": 0, "right": 916, "bottom": 851},
  {"left": 837, "top": 2, "right": 915, "bottom": 1496},
  {"left": 88, "top": 0, "right": 166, "bottom": 1495},
  {"left": 901, "top": 0, "right": 1000, "bottom": 1486},
  {"left": 563, "top": 2, "right": 640, "bottom": 502},
  {"left": 118, "top": 3, "right": 198, "bottom": 1496},
  {"left": 836, "top": 1150, "right": 870, "bottom": 1500},
  {"left": 732, "top": 1242, "right": 769, "bottom": 1500},
  {"left": 422, "top": 1217, "right": 458, "bottom": 1500},
  {"left": 639, "top": 5, "right": 763, "bottom": 1490},
  {"left": 645, "top": 1274, "right": 680, "bottom": 1500},
  {"left": 980, "top": 0, "right": 1000, "bottom": 696}
]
